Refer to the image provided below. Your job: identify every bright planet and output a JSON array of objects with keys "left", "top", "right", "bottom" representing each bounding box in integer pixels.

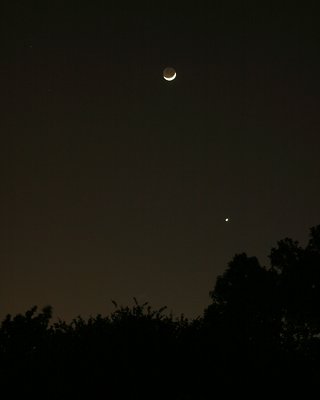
[{"left": 163, "top": 67, "right": 176, "bottom": 81}]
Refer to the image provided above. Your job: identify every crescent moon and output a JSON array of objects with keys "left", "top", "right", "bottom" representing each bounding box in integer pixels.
[{"left": 164, "top": 72, "right": 176, "bottom": 81}]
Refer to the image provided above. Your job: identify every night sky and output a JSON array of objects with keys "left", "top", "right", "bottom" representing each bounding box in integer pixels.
[{"left": 1, "top": 1, "right": 320, "bottom": 321}]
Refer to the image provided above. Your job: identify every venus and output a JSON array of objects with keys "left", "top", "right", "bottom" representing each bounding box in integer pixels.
[{"left": 163, "top": 67, "right": 176, "bottom": 81}]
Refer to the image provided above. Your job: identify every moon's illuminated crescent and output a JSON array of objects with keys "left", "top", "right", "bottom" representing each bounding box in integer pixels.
[
  {"left": 164, "top": 72, "right": 176, "bottom": 81},
  {"left": 163, "top": 67, "right": 176, "bottom": 81}
]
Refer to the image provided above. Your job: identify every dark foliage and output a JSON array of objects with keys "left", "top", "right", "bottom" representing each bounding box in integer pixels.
[{"left": 1, "top": 226, "right": 320, "bottom": 397}]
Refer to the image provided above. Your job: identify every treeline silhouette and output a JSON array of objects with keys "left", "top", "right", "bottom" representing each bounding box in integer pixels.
[{"left": 1, "top": 226, "right": 320, "bottom": 397}]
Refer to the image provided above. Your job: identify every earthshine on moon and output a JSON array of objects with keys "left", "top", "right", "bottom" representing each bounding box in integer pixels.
[{"left": 163, "top": 67, "right": 176, "bottom": 81}]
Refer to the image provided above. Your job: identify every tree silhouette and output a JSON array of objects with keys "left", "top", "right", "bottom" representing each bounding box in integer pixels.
[
  {"left": 203, "top": 225, "right": 320, "bottom": 388},
  {"left": 270, "top": 226, "right": 320, "bottom": 343}
]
